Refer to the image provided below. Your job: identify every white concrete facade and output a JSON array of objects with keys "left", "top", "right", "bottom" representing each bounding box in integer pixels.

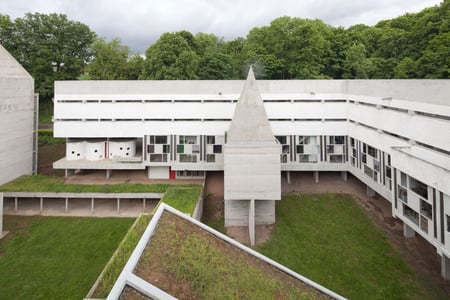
[
  {"left": 0, "top": 44, "right": 37, "bottom": 185},
  {"left": 53, "top": 78, "right": 450, "bottom": 277}
]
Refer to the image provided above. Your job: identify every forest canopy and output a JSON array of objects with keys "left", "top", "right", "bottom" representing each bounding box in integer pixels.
[{"left": 0, "top": 0, "right": 449, "bottom": 102}]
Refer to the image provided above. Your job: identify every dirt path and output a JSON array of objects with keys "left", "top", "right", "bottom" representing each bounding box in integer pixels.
[{"left": 203, "top": 171, "right": 450, "bottom": 297}]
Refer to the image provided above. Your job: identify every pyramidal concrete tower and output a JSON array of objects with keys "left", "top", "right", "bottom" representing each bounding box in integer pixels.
[{"left": 224, "top": 67, "right": 281, "bottom": 245}]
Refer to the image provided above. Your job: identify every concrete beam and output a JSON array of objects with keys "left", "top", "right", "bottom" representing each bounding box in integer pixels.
[
  {"left": 441, "top": 255, "right": 450, "bottom": 280},
  {"left": 403, "top": 223, "right": 416, "bottom": 238}
]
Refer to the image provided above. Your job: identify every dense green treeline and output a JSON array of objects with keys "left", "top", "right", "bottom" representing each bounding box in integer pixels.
[{"left": 0, "top": 0, "right": 449, "bottom": 102}]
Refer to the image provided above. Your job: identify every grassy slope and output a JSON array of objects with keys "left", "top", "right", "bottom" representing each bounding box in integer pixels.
[
  {"left": 0, "top": 216, "right": 134, "bottom": 300},
  {"left": 256, "top": 194, "right": 442, "bottom": 300}
]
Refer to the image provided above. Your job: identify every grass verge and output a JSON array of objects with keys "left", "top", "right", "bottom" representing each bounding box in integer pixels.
[
  {"left": 256, "top": 193, "right": 445, "bottom": 300},
  {"left": 0, "top": 175, "right": 172, "bottom": 193},
  {"left": 0, "top": 215, "right": 134, "bottom": 300}
]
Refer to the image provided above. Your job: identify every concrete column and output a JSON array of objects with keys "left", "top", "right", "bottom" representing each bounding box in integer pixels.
[
  {"left": 142, "top": 198, "right": 146, "bottom": 212},
  {"left": 91, "top": 198, "right": 95, "bottom": 213},
  {"left": 286, "top": 171, "right": 291, "bottom": 184},
  {"left": 441, "top": 255, "right": 450, "bottom": 280},
  {"left": 341, "top": 171, "right": 348, "bottom": 182},
  {"left": 403, "top": 223, "right": 416, "bottom": 238},
  {"left": 314, "top": 171, "right": 319, "bottom": 183},
  {"left": 65, "top": 169, "right": 74, "bottom": 178},
  {"left": 14, "top": 197, "right": 18, "bottom": 213},
  {"left": 249, "top": 199, "right": 255, "bottom": 247},
  {"left": 106, "top": 169, "right": 112, "bottom": 179},
  {"left": 366, "top": 186, "right": 376, "bottom": 197},
  {"left": 117, "top": 198, "right": 120, "bottom": 214},
  {"left": 0, "top": 193, "right": 3, "bottom": 239},
  {"left": 65, "top": 198, "right": 69, "bottom": 213},
  {"left": 40, "top": 197, "right": 43, "bottom": 214}
]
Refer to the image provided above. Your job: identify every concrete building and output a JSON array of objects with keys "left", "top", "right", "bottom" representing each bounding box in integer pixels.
[
  {"left": 0, "top": 44, "right": 38, "bottom": 185},
  {"left": 53, "top": 75, "right": 450, "bottom": 278}
]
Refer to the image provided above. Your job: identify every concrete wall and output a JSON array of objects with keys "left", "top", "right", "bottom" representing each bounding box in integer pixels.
[
  {"left": 0, "top": 45, "right": 36, "bottom": 185},
  {"left": 224, "top": 200, "right": 275, "bottom": 226}
]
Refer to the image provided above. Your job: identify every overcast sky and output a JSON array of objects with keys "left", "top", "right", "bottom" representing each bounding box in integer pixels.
[{"left": 0, "top": 0, "right": 443, "bottom": 53}]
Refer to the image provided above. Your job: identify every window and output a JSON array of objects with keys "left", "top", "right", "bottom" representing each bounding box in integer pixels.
[
  {"left": 177, "top": 145, "right": 184, "bottom": 154},
  {"left": 206, "top": 136, "right": 215, "bottom": 144},
  {"left": 213, "top": 145, "right": 222, "bottom": 154},
  {"left": 350, "top": 137, "right": 355, "bottom": 147},
  {"left": 162, "top": 145, "right": 170, "bottom": 153},
  {"left": 299, "top": 154, "right": 318, "bottom": 163},
  {"left": 206, "top": 154, "right": 215, "bottom": 162},
  {"left": 409, "top": 176, "right": 428, "bottom": 199},
  {"left": 150, "top": 135, "right": 167, "bottom": 144},
  {"left": 282, "top": 145, "right": 290, "bottom": 154},
  {"left": 367, "top": 145, "right": 377, "bottom": 158},
  {"left": 276, "top": 136, "right": 287, "bottom": 144},
  {"left": 329, "top": 155, "right": 344, "bottom": 163},
  {"left": 400, "top": 172, "right": 407, "bottom": 187},
  {"left": 364, "top": 165, "right": 374, "bottom": 178},
  {"left": 327, "top": 145, "right": 335, "bottom": 154},
  {"left": 398, "top": 186, "right": 407, "bottom": 203},
  {"left": 420, "top": 216, "right": 428, "bottom": 233},
  {"left": 373, "top": 160, "right": 380, "bottom": 172},
  {"left": 179, "top": 135, "right": 197, "bottom": 144},
  {"left": 329, "top": 136, "right": 344, "bottom": 144},
  {"left": 297, "top": 145, "right": 304, "bottom": 153},
  {"left": 447, "top": 215, "right": 450, "bottom": 232},
  {"left": 403, "top": 204, "right": 419, "bottom": 226},
  {"left": 385, "top": 167, "right": 391, "bottom": 179},
  {"left": 147, "top": 145, "right": 154, "bottom": 153},
  {"left": 421, "top": 200, "right": 432, "bottom": 219},
  {"left": 362, "top": 153, "right": 367, "bottom": 164},
  {"left": 179, "top": 154, "right": 197, "bottom": 163},
  {"left": 149, "top": 154, "right": 167, "bottom": 162},
  {"left": 192, "top": 145, "right": 200, "bottom": 154}
]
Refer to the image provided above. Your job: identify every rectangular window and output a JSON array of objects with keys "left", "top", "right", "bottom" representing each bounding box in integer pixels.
[
  {"left": 421, "top": 200, "right": 432, "bottom": 219},
  {"left": 299, "top": 154, "right": 318, "bottom": 163},
  {"left": 362, "top": 153, "right": 367, "bottom": 164},
  {"left": 147, "top": 145, "right": 155, "bottom": 153},
  {"left": 206, "top": 136, "right": 215, "bottom": 144},
  {"left": 350, "top": 137, "right": 355, "bottom": 147},
  {"left": 149, "top": 154, "right": 167, "bottom": 162},
  {"left": 409, "top": 176, "right": 428, "bottom": 199},
  {"left": 447, "top": 215, "right": 450, "bottom": 232},
  {"left": 282, "top": 145, "right": 290, "bottom": 154},
  {"left": 329, "top": 155, "right": 344, "bottom": 163},
  {"left": 213, "top": 145, "right": 222, "bottom": 154},
  {"left": 367, "top": 145, "right": 377, "bottom": 158},
  {"left": 421, "top": 216, "right": 429, "bottom": 233},
  {"left": 403, "top": 204, "right": 419, "bottom": 226},
  {"left": 373, "top": 160, "right": 380, "bottom": 172},
  {"left": 329, "top": 136, "right": 344, "bottom": 144},
  {"left": 297, "top": 145, "right": 304, "bottom": 153},
  {"left": 179, "top": 154, "right": 197, "bottom": 163},
  {"left": 327, "top": 145, "right": 335, "bottom": 154},
  {"left": 400, "top": 172, "right": 407, "bottom": 187},
  {"left": 398, "top": 186, "right": 408, "bottom": 203},
  {"left": 179, "top": 135, "right": 197, "bottom": 144},
  {"left": 276, "top": 136, "right": 287, "bottom": 144},
  {"left": 177, "top": 145, "right": 184, "bottom": 154},
  {"left": 192, "top": 145, "right": 200, "bottom": 154},
  {"left": 206, "top": 154, "right": 215, "bottom": 163},
  {"left": 162, "top": 145, "right": 170, "bottom": 153},
  {"left": 154, "top": 136, "right": 167, "bottom": 144},
  {"left": 364, "top": 165, "right": 374, "bottom": 178},
  {"left": 385, "top": 167, "right": 392, "bottom": 179}
]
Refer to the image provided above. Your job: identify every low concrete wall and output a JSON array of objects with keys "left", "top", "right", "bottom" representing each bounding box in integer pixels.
[
  {"left": 192, "top": 190, "right": 204, "bottom": 221},
  {"left": 0, "top": 193, "right": 3, "bottom": 239}
]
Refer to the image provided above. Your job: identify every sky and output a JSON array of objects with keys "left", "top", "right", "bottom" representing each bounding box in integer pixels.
[{"left": 0, "top": 0, "right": 443, "bottom": 53}]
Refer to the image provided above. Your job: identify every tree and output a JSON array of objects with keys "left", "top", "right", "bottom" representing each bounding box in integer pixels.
[
  {"left": 0, "top": 13, "right": 95, "bottom": 101},
  {"left": 394, "top": 57, "right": 418, "bottom": 78},
  {"left": 87, "top": 38, "right": 130, "bottom": 79},
  {"left": 141, "top": 31, "right": 199, "bottom": 80},
  {"left": 342, "top": 43, "right": 371, "bottom": 79}
]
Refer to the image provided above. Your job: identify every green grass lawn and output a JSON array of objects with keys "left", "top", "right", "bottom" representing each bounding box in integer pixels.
[
  {"left": 0, "top": 175, "right": 171, "bottom": 193},
  {"left": 161, "top": 185, "right": 203, "bottom": 215},
  {"left": 0, "top": 215, "right": 134, "bottom": 299},
  {"left": 256, "top": 194, "right": 446, "bottom": 300}
]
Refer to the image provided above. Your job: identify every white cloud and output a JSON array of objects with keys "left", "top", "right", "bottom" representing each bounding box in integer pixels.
[{"left": 0, "top": 0, "right": 443, "bottom": 53}]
